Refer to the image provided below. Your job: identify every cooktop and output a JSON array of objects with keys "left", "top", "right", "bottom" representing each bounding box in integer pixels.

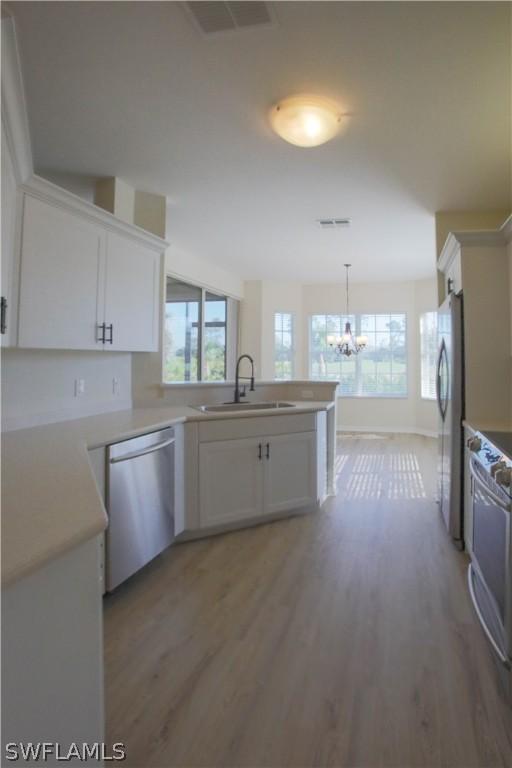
[{"left": 481, "top": 431, "right": 512, "bottom": 461}]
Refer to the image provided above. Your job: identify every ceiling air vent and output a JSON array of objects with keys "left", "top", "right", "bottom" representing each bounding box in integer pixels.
[
  {"left": 317, "top": 218, "right": 351, "bottom": 229},
  {"left": 182, "top": 2, "right": 275, "bottom": 35}
]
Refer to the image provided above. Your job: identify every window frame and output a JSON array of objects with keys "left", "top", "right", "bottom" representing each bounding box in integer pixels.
[
  {"left": 274, "top": 311, "right": 295, "bottom": 381},
  {"left": 420, "top": 311, "right": 438, "bottom": 401},
  {"left": 308, "top": 312, "right": 408, "bottom": 398},
  {"left": 163, "top": 273, "right": 237, "bottom": 385}
]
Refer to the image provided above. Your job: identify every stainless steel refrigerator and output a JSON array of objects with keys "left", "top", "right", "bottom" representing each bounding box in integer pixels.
[{"left": 436, "top": 292, "right": 464, "bottom": 547}]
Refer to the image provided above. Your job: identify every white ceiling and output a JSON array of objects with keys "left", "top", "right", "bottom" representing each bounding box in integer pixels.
[{"left": 11, "top": 1, "right": 512, "bottom": 283}]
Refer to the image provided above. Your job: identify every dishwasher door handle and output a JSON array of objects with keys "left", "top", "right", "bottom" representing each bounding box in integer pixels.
[{"left": 109, "top": 436, "right": 175, "bottom": 464}]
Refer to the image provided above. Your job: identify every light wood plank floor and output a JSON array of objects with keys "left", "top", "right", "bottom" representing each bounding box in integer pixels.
[{"left": 104, "top": 434, "right": 512, "bottom": 768}]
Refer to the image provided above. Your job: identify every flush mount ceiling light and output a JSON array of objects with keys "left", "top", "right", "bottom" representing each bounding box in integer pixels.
[{"left": 269, "top": 94, "right": 343, "bottom": 147}]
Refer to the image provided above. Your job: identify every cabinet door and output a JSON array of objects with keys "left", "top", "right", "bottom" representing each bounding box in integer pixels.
[
  {"left": 1, "top": 120, "right": 18, "bottom": 347},
  {"left": 264, "top": 431, "right": 317, "bottom": 516},
  {"left": 199, "top": 437, "right": 264, "bottom": 527},
  {"left": 18, "top": 196, "right": 104, "bottom": 350},
  {"left": 104, "top": 231, "right": 160, "bottom": 352}
]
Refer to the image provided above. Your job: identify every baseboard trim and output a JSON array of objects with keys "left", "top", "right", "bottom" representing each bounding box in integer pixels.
[
  {"left": 337, "top": 425, "right": 437, "bottom": 438},
  {"left": 2, "top": 399, "right": 133, "bottom": 432}
]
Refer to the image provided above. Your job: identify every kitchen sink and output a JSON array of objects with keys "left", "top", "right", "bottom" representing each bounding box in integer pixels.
[{"left": 196, "top": 401, "right": 296, "bottom": 413}]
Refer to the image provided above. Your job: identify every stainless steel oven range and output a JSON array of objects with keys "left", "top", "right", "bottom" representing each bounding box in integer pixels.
[{"left": 467, "top": 431, "right": 512, "bottom": 700}]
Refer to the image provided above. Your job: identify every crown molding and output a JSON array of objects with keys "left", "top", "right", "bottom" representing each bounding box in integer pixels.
[
  {"left": 22, "top": 175, "right": 170, "bottom": 252},
  {"left": 1, "top": 13, "right": 33, "bottom": 183},
  {"left": 438, "top": 213, "right": 512, "bottom": 271},
  {"left": 437, "top": 232, "right": 461, "bottom": 272},
  {"left": 1, "top": 13, "right": 169, "bottom": 252}
]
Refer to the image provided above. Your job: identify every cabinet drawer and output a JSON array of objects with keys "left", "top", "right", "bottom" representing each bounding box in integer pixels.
[{"left": 198, "top": 412, "right": 316, "bottom": 443}]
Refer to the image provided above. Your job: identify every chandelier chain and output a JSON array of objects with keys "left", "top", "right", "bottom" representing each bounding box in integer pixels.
[
  {"left": 327, "top": 263, "right": 368, "bottom": 357},
  {"left": 344, "top": 263, "right": 350, "bottom": 317}
]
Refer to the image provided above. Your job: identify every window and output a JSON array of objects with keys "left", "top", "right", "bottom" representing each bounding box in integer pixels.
[
  {"left": 274, "top": 312, "right": 294, "bottom": 380},
  {"left": 164, "top": 277, "right": 236, "bottom": 383},
  {"left": 310, "top": 313, "right": 407, "bottom": 397},
  {"left": 420, "top": 311, "right": 438, "bottom": 400},
  {"left": 204, "top": 292, "right": 227, "bottom": 381}
]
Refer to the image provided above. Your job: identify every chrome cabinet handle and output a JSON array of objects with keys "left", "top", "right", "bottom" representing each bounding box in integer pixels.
[
  {"left": 266, "top": 442, "right": 270, "bottom": 460},
  {"left": 106, "top": 323, "right": 113, "bottom": 344},
  {"left": 258, "top": 443, "right": 262, "bottom": 460}
]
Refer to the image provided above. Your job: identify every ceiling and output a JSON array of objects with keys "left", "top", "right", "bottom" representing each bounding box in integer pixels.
[{"left": 10, "top": 1, "right": 512, "bottom": 283}]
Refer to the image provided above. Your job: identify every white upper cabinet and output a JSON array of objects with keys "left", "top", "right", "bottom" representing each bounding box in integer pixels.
[
  {"left": 17, "top": 184, "right": 165, "bottom": 352},
  {"left": 104, "top": 232, "right": 159, "bottom": 352},
  {"left": 18, "top": 196, "right": 104, "bottom": 350},
  {"left": 1, "top": 119, "right": 19, "bottom": 347}
]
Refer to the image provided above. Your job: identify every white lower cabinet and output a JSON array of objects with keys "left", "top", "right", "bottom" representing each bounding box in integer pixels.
[
  {"left": 199, "top": 431, "right": 317, "bottom": 527},
  {"left": 2, "top": 537, "right": 104, "bottom": 750},
  {"left": 199, "top": 436, "right": 264, "bottom": 526},
  {"left": 264, "top": 431, "right": 317, "bottom": 515}
]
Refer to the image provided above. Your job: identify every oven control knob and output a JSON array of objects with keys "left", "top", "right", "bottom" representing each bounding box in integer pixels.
[
  {"left": 490, "top": 460, "right": 507, "bottom": 478},
  {"left": 467, "top": 436, "right": 482, "bottom": 452},
  {"left": 495, "top": 467, "right": 512, "bottom": 487}
]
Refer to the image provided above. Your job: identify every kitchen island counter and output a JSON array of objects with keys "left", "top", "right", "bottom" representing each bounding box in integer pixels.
[{"left": 2, "top": 401, "right": 335, "bottom": 586}]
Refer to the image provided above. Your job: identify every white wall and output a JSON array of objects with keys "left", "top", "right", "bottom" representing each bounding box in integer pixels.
[
  {"left": 166, "top": 245, "right": 243, "bottom": 300},
  {"left": 509, "top": 239, "right": 512, "bottom": 424},
  {"left": 261, "top": 281, "right": 304, "bottom": 380},
  {"left": 1, "top": 349, "right": 132, "bottom": 430},
  {"left": 240, "top": 277, "right": 438, "bottom": 436},
  {"left": 240, "top": 280, "right": 263, "bottom": 373},
  {"left": 131, "top": 246, "right": 244, "bottom": 405},
  {"left": 509, "top": 238, "right": 512, "bottom": 352},
  {"left": 413, "top": 280, "right": 440, "bottom": 435}
]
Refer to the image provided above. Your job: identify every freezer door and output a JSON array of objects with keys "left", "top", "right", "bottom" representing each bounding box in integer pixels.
[{"left": 437, "top": 294, "right": 464, "bottom": 543}]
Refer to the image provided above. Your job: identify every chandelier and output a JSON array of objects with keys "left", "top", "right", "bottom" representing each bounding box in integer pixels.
[{"left": 327, "top": 264, "right": 368, "bottom": 356}]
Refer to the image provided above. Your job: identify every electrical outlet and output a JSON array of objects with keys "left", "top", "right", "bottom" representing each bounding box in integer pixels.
[
  {"left": 112, "top": 377, "right": 120, "bottom": 396},
  {"left": 301, "top": 389, "right": 314, "bottom": 400},
  {"left": 74, "top": 378, "right": 85, "bottom": 397}
]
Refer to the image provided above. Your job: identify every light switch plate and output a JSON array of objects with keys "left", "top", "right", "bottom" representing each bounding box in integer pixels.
[{"left": 112, "top": 377, "right": 120, "bottom": 396}]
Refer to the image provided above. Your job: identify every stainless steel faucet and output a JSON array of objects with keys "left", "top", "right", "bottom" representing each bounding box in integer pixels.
[{"left": 234, "top": 354, "right": 255, "bottom": 403}]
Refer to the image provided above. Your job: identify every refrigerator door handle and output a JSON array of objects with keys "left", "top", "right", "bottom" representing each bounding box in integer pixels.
[
  {"left": 436, "top": 340, "right": 445, "bottom": 421},
  {"left": 436, "top": 346, "right": 442, "bottom": 416}
]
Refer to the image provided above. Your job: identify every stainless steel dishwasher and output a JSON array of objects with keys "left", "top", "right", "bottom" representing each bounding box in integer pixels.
[{"left": 106, "top": 427, "right": 175, "bottom": 591}]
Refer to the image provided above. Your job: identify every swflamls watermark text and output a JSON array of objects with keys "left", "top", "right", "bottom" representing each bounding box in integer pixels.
[{"left": 4, "top": 742, "right": 126, "bottom": 762}]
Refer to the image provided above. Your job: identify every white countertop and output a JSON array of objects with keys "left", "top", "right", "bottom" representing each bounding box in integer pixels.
[{"left": 2, "top": 401, "right": 334, "bottom": 586}]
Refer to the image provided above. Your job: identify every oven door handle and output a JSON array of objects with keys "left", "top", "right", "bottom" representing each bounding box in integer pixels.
[
  {"left": 467, "top": 565, "right": 510, "bottom": 667},
  {"left": 469, "top": 460, "right": 511, "bottom": 512}
]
